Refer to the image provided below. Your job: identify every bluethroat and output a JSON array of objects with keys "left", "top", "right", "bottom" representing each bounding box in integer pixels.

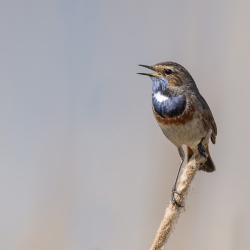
[{"left": 138, "top": 62, "right": 217, "bottom": 206}]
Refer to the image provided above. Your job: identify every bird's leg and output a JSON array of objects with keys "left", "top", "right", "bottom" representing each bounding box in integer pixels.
[
  {"left": 171, "top": 147, "right": 185, "bottom": 207},
  {"left": 198, "top": 138, "right": 208, "bottom": 159}
]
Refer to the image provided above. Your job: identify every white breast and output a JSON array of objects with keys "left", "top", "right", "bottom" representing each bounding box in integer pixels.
[
  {"left": 153, "top": 92, "right": 169, "bottom": 102},
  {"left": 158, "top": 113, "right": 207, "bottom": 148}
]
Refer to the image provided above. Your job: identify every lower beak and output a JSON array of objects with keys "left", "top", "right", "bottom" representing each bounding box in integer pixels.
[{"left": 137, "top": 72, "right": 162, "bottom": 77}]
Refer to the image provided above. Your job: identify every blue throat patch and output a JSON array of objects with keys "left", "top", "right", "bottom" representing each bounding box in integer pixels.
[
  {"left": 151, "top": 76, "right": 168, "bottom": 93},
  {"left": 150, "top": 76, "right": 186, "bottom": 118},
  {"left": 152, "top": 94, "right": 186, "bottom": 117}
]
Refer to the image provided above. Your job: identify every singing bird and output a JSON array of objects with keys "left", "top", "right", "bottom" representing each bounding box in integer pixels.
[{"left": 138, "top": 62, "right": 217, "bottom": 206}]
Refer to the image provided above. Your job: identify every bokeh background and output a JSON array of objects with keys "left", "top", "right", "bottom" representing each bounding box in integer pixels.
[{"left": 0, "top": 0, "right": 249, "bottom": 249}]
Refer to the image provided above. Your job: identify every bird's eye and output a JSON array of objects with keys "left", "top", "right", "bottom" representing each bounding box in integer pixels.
[{"left": 164, "top": 69, "right": 172, "bottom": 75}]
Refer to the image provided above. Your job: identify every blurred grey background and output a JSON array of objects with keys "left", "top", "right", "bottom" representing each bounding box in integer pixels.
[{"left": 0, "top": 0, "right": 249, "bottom": 249}]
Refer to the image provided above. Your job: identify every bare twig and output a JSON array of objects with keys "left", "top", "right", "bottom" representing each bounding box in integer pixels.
[{"left": 150, "top": 129, "right": 212, "bottom": 250}]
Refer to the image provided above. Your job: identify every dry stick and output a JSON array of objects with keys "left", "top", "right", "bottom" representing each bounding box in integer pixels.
[{"left": 150, "top": 129, "right": 212, "bottom": 250}]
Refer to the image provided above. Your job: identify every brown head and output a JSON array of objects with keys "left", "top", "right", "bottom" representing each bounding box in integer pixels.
[{"left": 138, "top": 62, "right": 198, "bottom": 93}]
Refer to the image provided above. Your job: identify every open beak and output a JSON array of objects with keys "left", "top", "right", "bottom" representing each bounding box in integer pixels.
[{"left": 137, "top": 64, "right": 162, "bottom": 77}]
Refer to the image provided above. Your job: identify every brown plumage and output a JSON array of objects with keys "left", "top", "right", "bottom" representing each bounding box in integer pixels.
[{"left": 138, "top": 61, "right": 217, "bottom": 206}]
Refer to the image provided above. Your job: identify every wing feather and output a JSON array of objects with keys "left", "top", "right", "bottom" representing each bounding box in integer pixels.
[{"left": 197, "top": 94, "right": 217, "bottom": 144}]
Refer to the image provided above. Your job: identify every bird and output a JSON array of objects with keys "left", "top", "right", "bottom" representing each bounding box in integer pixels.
[{"left": 137, "top": 61, "right": 217, "bottom": 206}]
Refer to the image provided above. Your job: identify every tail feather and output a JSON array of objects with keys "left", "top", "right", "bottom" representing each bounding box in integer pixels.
[{"left": 186, "top": 146, "right": 216, "bottom": 172}]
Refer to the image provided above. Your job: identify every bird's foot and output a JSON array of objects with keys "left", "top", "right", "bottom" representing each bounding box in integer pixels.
[
  {"left": 171, "top": 186, "right": 183, "bottom": 207},
  {"left": 198, "top": 139, "right": 208, "bottom": 159}
]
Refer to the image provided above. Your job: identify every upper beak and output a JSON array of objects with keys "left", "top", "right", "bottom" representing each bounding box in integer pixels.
[
  {"left": 137, "top": 64, "right": 162, "bottom": 77},
  {"left": 138, "top": 64, "right": 154, "bottom": 70}
]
